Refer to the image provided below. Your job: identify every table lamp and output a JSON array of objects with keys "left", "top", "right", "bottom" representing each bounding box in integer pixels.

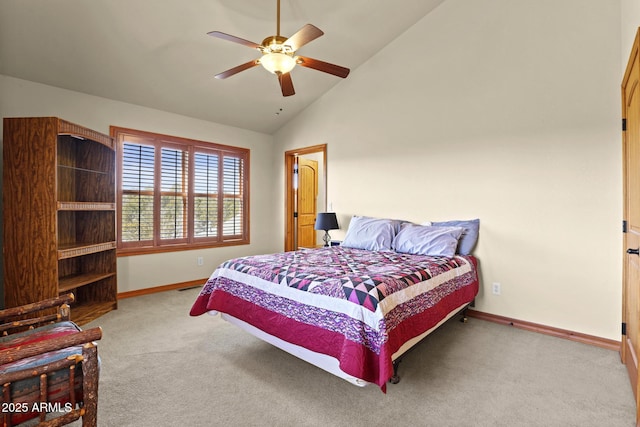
[{"left": 314, "top": 212, "right": 339, "bottom": 247}]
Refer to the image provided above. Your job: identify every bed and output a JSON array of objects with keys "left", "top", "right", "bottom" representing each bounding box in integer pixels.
[{"left": 190, "top": 217, "right": 480, "bottom": 392}]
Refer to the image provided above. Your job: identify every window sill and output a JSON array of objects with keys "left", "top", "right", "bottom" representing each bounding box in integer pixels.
[{"left": 117, "top": 240, "right": 249, "bottom": 257}]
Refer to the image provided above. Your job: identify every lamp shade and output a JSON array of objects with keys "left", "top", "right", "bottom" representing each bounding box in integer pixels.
[
  {"left": 260, "top": 52, "right": 296, "bottom": 75},
  {"left": 314, "top": 212, "right": 339, "bottom": 231}
]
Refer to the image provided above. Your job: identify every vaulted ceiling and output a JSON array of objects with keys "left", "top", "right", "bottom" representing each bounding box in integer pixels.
[{"left": 0, "top": 0, "right": 446, "bottom": 134}]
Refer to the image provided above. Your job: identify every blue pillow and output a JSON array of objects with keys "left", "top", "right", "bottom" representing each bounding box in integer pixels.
[
  {"left": 431, "top": 219, "right": 479, "bottom": 255},
  {"left": 341, "top": 216, "right": 396, "bottom": 251},
  {"left": 393, "top": 224, "right": 464, "bottom": 257}
]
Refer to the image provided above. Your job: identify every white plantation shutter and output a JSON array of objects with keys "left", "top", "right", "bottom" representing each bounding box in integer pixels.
[
  {"left": 121, "top": 143, "right": 155, "bottom": 243},
  {"left": 160, "top": 147, "right": 188, "bottom": 241},
  {"left": 223, "top": 155, "right": 243, "bottom": 237},
  {"left": 194, "top": 151, "right": 219, "bottom": 238}
]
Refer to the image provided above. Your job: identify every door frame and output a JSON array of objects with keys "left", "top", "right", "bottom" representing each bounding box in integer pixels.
[{"left": 284, "top": 144, "right": 327, "bottom": 252}]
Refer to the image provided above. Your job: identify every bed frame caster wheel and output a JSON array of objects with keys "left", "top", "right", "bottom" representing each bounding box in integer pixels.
[
  {"left": 389, "top": 375, "right": 400, "bottom": 384},
  {"left": 460, "top": 307, "right": 469, "bottom": 323}
]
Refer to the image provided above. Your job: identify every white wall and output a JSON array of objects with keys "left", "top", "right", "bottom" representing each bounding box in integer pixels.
[
  {"left": 0, "top": 75, "right": 280, "bottom": 294},
  {"left": 622, "top": 0, "right": 640, "bottom": 71},
  {"left": 274, "top": 0, "right": 623, "bottom": 340}
]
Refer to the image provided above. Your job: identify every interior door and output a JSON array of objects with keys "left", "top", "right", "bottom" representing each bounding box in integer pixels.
[
  {"left": 284, "top": 144, "right": 326, "bottom": 252},
  {"left": 622, "top": 27, "right": 640, "bottom": 426},
  {"left": 296, "top": 157, "right": 318, "bottom": 248}
]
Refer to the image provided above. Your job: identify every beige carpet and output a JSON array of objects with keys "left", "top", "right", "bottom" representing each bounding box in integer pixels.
[{"left": 78, "top": 288, "right": 634, "bottom": 426}]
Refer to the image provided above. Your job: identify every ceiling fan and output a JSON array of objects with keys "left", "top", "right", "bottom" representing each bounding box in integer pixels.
[{"left": 208, "top": 0, "right": 350, "bottom": 97}]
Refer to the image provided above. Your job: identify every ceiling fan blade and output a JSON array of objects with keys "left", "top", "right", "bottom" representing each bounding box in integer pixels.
[
  {"left": 284, "top": 24, "right": 324, "bottom": 51},
  {"left": 207, "top": 31, "right": 261, "bottom": 49},
  {"left": 278, "top": 73, "right": 295, "bottom": 97},
  {"left": 215, "top": 60, "right": 260, "bottom": 79},
  {"left": 297, "top": 56, "right": 350, "bottom": 78}
]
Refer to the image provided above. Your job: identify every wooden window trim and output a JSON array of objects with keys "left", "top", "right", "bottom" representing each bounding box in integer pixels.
[{"left": 111, "top": 126, "right": 250, "bottom": 256}]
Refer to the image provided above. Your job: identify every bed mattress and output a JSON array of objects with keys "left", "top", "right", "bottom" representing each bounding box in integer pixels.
[{"left": 190, "top": 246, "right": 479, "bottom": 391}]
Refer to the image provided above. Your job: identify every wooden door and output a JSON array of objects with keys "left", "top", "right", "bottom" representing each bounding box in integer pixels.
[
  {"left": 284, "top": 144, "right": 326, "bottom": 252},
  {"left": 622, "top": 27, "right": 640, "bottom": 427},
  {"left": 296, "top": 157, "right": 318, "bottom": 248}
]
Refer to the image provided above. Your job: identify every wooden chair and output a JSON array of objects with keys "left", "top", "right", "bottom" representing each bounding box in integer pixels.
[{"left": 0, "top": 294, "right": 102, "bottom": 426}]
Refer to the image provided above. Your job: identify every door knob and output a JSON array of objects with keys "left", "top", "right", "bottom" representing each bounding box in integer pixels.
[{"left": 627, "top": 248, "right": 640, "bottom": 255}]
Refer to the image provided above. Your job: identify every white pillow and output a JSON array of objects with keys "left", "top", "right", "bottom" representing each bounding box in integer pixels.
[
  {"left": 430, "top": 219, "right": 480, "bottom": 255},
  {"left": 341, "top": 216, "right": 396, "bottom": 251},
  {"left": 393, "top": 224, "right": 464, "bottom": 257}
]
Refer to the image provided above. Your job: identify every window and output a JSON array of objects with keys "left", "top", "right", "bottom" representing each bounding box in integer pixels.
[{"left": 111, "top": 126, "right": 249, "bottom": 255}]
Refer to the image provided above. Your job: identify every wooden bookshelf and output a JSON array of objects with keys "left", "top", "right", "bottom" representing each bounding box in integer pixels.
[{"left": 3, "top": 117, "right": 117, "bottom": 324}]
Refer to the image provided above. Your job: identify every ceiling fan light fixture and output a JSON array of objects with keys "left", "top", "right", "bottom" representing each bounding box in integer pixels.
[{"left": 260, "top": 52, "right": 296, "bottom": 75}]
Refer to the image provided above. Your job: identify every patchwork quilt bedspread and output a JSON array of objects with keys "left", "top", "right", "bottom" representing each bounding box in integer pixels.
[{"left": 190, "top": 246, "right": 478, "bottom": 391}]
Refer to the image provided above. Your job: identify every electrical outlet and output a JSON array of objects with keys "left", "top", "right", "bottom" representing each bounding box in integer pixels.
[
  {"left": 492, "top": 282, "right": 501, "bottom": 295},
  {"left": 197, "top": 256, "right": 204, "bottom": 266}
]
